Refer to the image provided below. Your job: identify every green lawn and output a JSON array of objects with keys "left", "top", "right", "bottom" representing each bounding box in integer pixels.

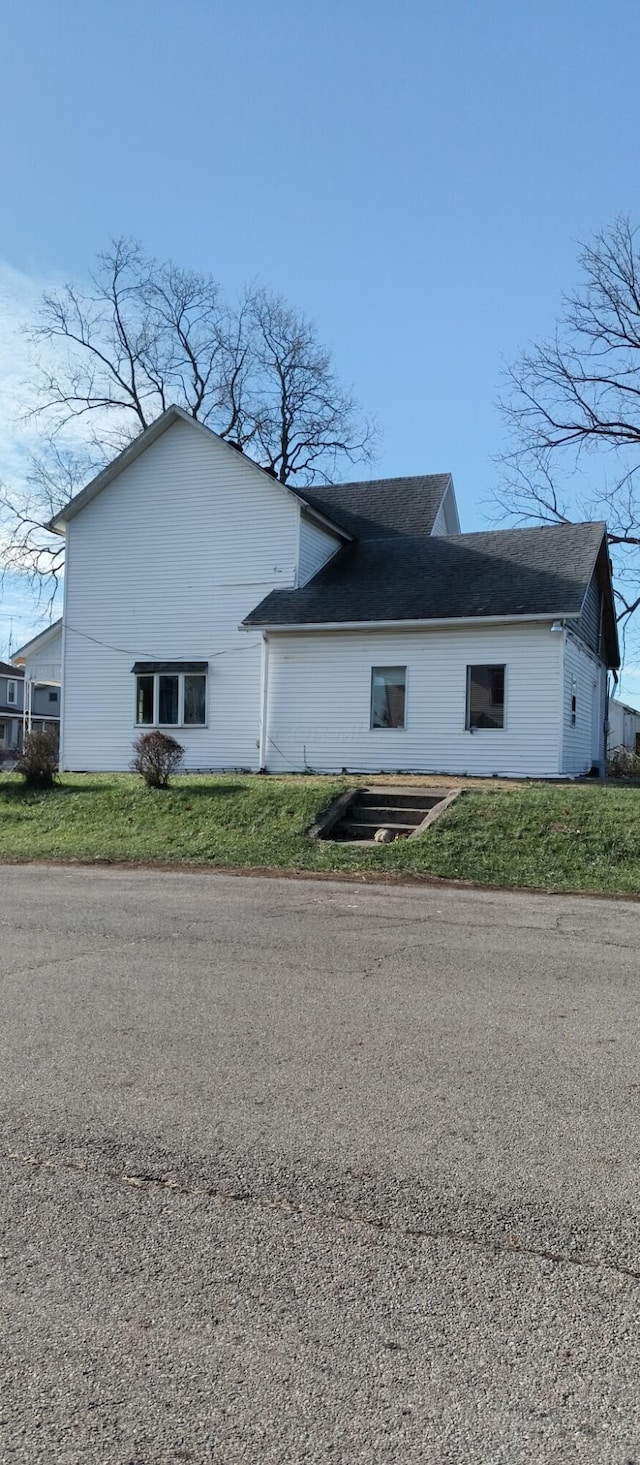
[{"left": 1, "top": 773, "right": 640, "bottom": 895}]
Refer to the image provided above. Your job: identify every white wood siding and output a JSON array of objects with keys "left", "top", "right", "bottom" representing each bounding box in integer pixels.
[
  {"left": 561, "top": 633, "right": 606, "bottom": 775},
  {"left": 23, "top": 626, "right": 62, "bottom": 687},
  {"left": 608, "top": 699, "right": 640, "bottom": 754},
  {"left": 298, "top": 515, "right": 342, "bottom": 585},
  {"left": 62, "top": 420, "right": 299, "bottom": 771},
  {"left": 266, "top": 623, "right": 563, "bottom": 777},
  {"left": 431, "top": 502, "right": 448, "bottom": 536},
  {"left": 431, "top": 483, "right": 459, "bottom": 537}
]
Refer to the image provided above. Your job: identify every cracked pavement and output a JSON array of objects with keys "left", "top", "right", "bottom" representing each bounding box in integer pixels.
[{"left": 2, "top": 866, "right": 640, "bottom": 1463}]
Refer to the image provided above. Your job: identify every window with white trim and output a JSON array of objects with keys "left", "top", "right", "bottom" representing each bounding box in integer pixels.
[
  {"left": 466, "top": 665, "right": 505, "bottom": 730},
  {"left": 370, "top": 666, "right": 406, "bottom": 729},
  {"left": 7, "top": 680, "right": 17, "bottom": 706},
  {"left": 133, "top": 663, "right": 207, "bottom": 727}
]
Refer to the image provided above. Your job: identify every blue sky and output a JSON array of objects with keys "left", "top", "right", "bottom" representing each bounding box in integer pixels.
[{"left": 2, "top": 0, "right": 640, "bottom": 693}]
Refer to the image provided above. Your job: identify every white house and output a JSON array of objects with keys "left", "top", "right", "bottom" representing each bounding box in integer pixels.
[
  {"left": 608, "top": 698, "right": 640, "bottom": 756},
  {"left": 48, "top": 405, "right": 619, "bottom": 779}
]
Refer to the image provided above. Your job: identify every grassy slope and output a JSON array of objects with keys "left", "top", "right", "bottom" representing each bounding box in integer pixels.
[{"left": 1, "top": 772, "right": 640, "bottom": 894}]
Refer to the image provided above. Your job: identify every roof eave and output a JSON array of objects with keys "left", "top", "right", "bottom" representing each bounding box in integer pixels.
[
  {"left": 11, "top": 618, "right": 63, "bottom": 662},
  {"left": 48, "top": 405, "right": 351, "bottom": 541},
  {"left": 242, "top": 611, "right": 583, "bottom": 632}
]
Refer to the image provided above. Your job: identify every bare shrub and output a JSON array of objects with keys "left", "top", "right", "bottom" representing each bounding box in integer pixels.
[
  {"left": 17, "top": 727, "right": 59, "bottom": 788},
  {"left": 607, "top": 746, "right": 640, "bottom": 779},
  {"left": 132, "top": 731, "right": 184, "bottom": 788}
]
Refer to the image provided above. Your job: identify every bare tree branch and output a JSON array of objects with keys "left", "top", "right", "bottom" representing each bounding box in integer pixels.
[
  {"left": 496, "top": 215, "right": 640, "bottom": 637},
  {"left": 2, "top": 240, "right": 377, "bottom": 603}
]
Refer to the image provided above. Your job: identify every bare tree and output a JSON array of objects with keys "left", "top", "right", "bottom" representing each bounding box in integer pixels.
[
  {"left": 0, "top": 237, "right": 376, "bottom": 599},
  {"left": 244, "top": 290, "right": 373, "bottom": 484},
  {"left": 497, "top": 215, "right": 640, "bottom": 631}
]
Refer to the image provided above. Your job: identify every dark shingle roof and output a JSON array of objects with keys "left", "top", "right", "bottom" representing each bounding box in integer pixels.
[
  {"left": 245, "top": 521, "right": 617, "bottom": 662},
  {"left": 0, "top": 662, "right": 23, "bottom": 679},
  {"left": 299, "top": 475, "right": 451, "bottom": 539}
]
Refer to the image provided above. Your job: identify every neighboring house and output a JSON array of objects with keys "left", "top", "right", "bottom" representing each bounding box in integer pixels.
[
  {"left": 12, "top": 621, "right": 63, "bottom": 715},
  {"left": 608, "top": 698, "right": 640, "bottom": 756},
  {"left": 0, "top": 653, "right": 61, "bottom": 760},
  {"left": 48, "top": 405, "right": 619, "bottom": 779},
  {"left": 0, "top": 662, "right": 24, "bottom": 758}
]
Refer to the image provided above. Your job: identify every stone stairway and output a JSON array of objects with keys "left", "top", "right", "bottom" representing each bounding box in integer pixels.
[{"left": 325, "top": 787, "right": 452, "bottom": 843}]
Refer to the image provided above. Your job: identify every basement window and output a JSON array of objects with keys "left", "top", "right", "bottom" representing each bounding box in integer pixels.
[
  {"left": 466, "top": 665, "right": 505, "bottom": 730},
  {"left": 132, "top": 662, "right": 207, "bottom": 727},
  {"left": 371, "top": 666, "right": 406, "bottom": 729}
]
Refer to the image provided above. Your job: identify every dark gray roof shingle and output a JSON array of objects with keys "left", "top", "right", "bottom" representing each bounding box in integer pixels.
[
  {"left": 245, "top": 522, "right": 617, "bottom": 662},
  {"left": 0, "top": 662, "right": 23, "bottom": 679},
  {"left": 299, "top": 475, "right": 451, "bottom": 539}
]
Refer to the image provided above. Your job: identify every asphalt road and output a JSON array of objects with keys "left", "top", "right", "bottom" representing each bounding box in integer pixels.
[{"left": 2, "top": 866, "right": 640, "bottom": 1464}]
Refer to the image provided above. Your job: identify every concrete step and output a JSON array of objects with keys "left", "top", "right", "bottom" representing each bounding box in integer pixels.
[
  {"left": 348, "top": 803, "right": 427, "bottom": 827},
  {"left": 357, "top": 789, "right": 443, "bottom": 811},
  {"left": 333, "top": 820, "right": 416, "bottom": 841}
]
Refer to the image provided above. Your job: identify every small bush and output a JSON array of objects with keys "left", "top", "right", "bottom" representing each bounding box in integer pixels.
[
  {"left": 132, "top": 730, "right": 185, "bottom": 788},
  {"left": 607, "top": 746, "right": 640, "bottom": 779},
  {"left": 17, "top": 727, "right": 59, "bottom": 788}
]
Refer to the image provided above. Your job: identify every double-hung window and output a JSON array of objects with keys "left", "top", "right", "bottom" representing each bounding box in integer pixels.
[
  {"left": 132, "top": 662, "right": 207, "bottom": 728},
  {"left": 371, "top": 666, "right": 407, "bottom": 729},
  {"left": 466, "top": 665, "right": 505, "bottom": 730},
  {"left": 7, "top": 680, "right": 17, "bottom": 706}
]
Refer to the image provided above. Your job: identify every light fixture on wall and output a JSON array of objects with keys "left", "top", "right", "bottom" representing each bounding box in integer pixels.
[{"left": 550, "top": 621, "right": 564, "bottom": 633}]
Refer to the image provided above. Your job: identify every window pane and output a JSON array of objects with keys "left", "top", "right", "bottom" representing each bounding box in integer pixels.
[
  {"left": 184, "top": 674, "right": 206, "bottom": 725},
  {"left": 49, "top": 690, "right": 59, "bottom": 703},
  {"left": 467, "top": 665, "right": 505, "bottom": 729},
  {"left": 136, "top": 675, "right": 154, "bottom": 725},
  {"left": 158, "top": 675, "right": 179, "bottom": 725},
  {"left": 371, "top": 666, "right": 406, "bottom": 729}
]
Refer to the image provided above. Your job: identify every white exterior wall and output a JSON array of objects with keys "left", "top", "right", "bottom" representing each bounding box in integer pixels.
[
  {"left": 23, "top": 626, "right": 62, "bottom": 687},
  {"left": 266, "top": 622, "right": 563, "bottom": 777},
  {"left": 561, "top": 633, "right": 606, "bottom": 775},
  {"left": 298, "top": 515, "right": 341, "bottom": 585},
  {"left": 61, "top": 420, "right": 299, "bottom": 771},
  {"left": 431, "top": 502, "right": 448, "bottom": 536},
  {"left": 607, "top": 700, "right": 640, "bottom": 754}
]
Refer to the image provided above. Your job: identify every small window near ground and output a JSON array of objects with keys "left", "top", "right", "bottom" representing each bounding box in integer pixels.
[
  {"left": 0, "top": 722, "right": 5, "bottom": 740},
  {"left": 48, "top": 690, "right": 58, "bottom": 703},
  {"left": 570, "top": 677, "right": 577, "bottom": 727},
  {"left": 7, "top": 680, "right": 17, "bottom": 705},
  {"left": 466, "top": 665, "right": 505, "bottom": 730},
  {"left": 371, "top": 666, "right": 406, "bottom": 729}
]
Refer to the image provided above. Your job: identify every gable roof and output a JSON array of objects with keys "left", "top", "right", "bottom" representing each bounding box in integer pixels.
[
  {"left": 11, "top": 619, "right": 63, "bottom": 663},
  {"left": 47, "top": 404, "right": 452, "bottom": 547},
  {"left": 48, "top": 405, "right": 351, "bottom": 538},
  {"left": 244, "top": 521, "right": 619, "bottom": 668},
  {"left": 0, "top": 661, "right": 24, "bottom": 679},
  {"left": 299, "top": 475, "right": 452, "bottom": 540}
]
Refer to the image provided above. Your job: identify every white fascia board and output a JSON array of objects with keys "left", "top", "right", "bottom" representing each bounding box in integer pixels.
[
  {"left": 48, "top": 404, "right": 349, "bottom": 541},
  {"left": 299, "top": 503, "right": 353, "bottom": 541},
  {"left": 12, "top": 618, "right": 63, "bottom": 662},
  {"left": 442, "top": 476, "right": 461, "bottom": 534},
  {"left": 242, "top": 613, "right": 581, "bottom": 633}
]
